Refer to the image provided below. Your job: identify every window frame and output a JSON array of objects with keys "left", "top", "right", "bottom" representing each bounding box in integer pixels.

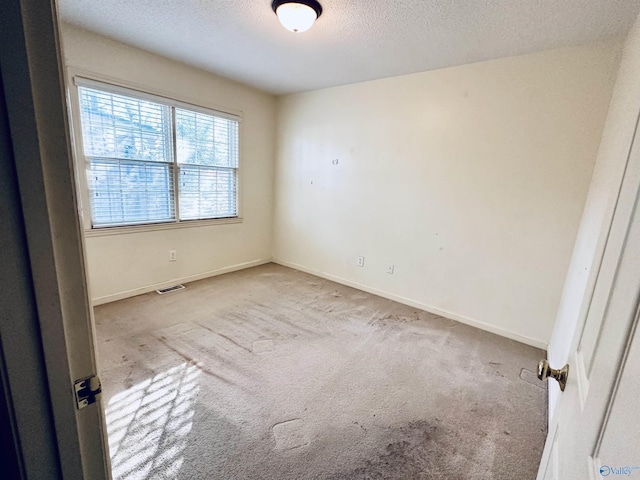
[{"left": 67, "top": 71, "right": 244, "bottom": 236}]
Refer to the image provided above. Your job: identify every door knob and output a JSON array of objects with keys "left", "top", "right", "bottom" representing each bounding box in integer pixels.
[{"left": 537, "top": 359, "right": 569, "bottom": 391}]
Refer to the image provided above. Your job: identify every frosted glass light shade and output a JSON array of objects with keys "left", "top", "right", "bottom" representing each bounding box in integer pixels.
[{"left": 275, "top": 3, "right": 318, "bottom": 33}]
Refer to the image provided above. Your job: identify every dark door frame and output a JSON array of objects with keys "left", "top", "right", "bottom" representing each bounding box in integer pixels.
[{"left": 0, "top": 0, "right": 109, "bottom": 478}]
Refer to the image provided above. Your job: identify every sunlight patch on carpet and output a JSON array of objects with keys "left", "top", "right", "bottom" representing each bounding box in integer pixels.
[{"left": 105, "top": 362, "right": 201, "bottom": 479}]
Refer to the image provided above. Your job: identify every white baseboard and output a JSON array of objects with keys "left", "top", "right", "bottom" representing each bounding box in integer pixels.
[
  {"left": 92, "top": 258, "right": 272, "bottom": 306},
  {"left": 273, "top": 258, "right": 548, "bottom": 350}
]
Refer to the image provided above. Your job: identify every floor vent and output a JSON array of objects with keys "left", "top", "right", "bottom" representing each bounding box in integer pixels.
[{"left": 156, "top": 284, "right": 186, "bottom": 295}]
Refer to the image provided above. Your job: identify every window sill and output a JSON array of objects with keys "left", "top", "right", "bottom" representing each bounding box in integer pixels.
[{"left": 83, "top": 217, "right": 243, "bottom": 237}]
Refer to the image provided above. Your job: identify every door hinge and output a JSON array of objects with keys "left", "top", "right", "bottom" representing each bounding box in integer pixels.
[{"left": 74, "top": 375, "right": 102, "bottom": 410}]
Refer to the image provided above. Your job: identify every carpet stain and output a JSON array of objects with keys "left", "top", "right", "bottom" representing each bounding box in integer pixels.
[
  {"left": 353, "top": 421, "right": 368, "bottom": 433},
  {"left": 328, "top": 417, "right": 505, "bottom": 480},
  {"left": 328, "top": 420, "right": 445, "bottom": 480},
  {"left": 370, "top": 311, "right": 424, "bottom": 329}
]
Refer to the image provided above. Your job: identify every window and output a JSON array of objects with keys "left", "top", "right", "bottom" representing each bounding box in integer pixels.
[{"left": 76, "top": 81, "right": 239, "bottom": 229}]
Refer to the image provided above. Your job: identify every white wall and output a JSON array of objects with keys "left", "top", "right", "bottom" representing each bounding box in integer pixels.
[
  {"left": 547, "top": 16, "right": 640, "bottom": 417},
  {"left": 273, "top": 42, "right": 621, "bottom": 348},
  {"left": 60, "top": 24, "right": 277, "bottom": 304}
]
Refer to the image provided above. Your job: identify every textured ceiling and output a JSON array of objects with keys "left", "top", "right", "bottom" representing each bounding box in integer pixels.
[{"left": 58, "top": 0, "right": 640, "bottom": 95}]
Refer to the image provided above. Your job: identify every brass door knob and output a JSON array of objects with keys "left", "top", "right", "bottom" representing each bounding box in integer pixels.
[{"left": 537, "top": 359, "right": 569, "bottom": 391}]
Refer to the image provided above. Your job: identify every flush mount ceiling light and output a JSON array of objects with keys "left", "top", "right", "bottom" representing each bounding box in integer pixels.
[{"left": 272, "top": 0, "right": 323, "bottom": 33}]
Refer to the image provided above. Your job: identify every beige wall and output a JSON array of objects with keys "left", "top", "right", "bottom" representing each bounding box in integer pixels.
[
  {"left": 273, "top": 41, "right": 621, "bottom": 348},
  {"left": 60, "top": 24, "right": 277, "bottom": 303},
  {"left": 548, "top": 17, "right": 640, "bottom": 416}
]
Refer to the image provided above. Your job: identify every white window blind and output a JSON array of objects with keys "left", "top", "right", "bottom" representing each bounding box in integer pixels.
[
  {"left": 176, "top": 109, "right": 238, "bottom": 220},
  {"left": 76, "top": 82, "right": 240, "bottom": 228},
  {"left": 88, "top": 159, "right": 175, "bottom": 227}
]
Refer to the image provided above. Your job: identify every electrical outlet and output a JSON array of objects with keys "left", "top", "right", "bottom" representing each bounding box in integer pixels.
[
  {"left": 357, "top": 256, "right": 365, "bottom": 267},
  {"left": 169, "top": 250, "right": 177, "bottom": 262},
  {"left": 386, "top": 264, "right": 394, "bottom": 274}
]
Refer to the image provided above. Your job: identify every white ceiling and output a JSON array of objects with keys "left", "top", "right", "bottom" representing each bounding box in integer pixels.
[{"left": 58, "top": 0, "right": 640, "bottom": 95}]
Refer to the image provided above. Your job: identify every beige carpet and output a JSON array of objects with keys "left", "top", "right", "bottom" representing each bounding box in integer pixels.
[{"left": 95, "top": 263, "right": 547, "bottom": 480}]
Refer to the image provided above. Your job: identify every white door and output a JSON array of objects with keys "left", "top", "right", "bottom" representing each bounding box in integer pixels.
[
  {"left": 536, "top": 110, "right": 640, "bottom": 478},
  {"left": 0, "top": 0, "right": 111, "bottom": 478}
]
